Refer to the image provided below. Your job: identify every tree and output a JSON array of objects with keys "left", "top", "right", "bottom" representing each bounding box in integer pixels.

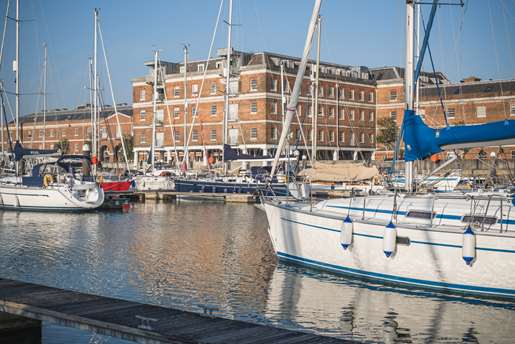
[
  {"left": 376, "top": 117, "right": 398, "bottom": 150},
  {"left": 118, "top": 135, "right": 134, "bottom": 162},
  {"left": 54, "top": 139, "right": 69, "bottom": 154}
]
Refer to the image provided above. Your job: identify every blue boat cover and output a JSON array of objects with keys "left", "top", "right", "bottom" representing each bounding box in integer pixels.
[
  {"left": 13, "top": 141, "right": 58, "bottom": 161},
  {"left": 402, "top": 110, "right": 515, "bottom": 161}
]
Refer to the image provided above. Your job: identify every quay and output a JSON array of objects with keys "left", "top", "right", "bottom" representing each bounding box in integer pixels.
[{"left": 0, "top": 278, "right": 348, "bottom": 344}]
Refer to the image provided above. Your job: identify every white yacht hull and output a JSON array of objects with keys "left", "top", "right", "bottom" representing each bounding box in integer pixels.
[
  {"left": 0, "top": 183, "right": 104, "bottom": 211},
  {"left": 264, "top": 200, "right": 515, "bottom": 299}
]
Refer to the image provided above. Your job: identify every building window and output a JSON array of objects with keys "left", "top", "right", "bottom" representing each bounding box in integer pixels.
[
  {"left": 49, "top": 130, "right": 55, "bottom": 138},
  {"left": 39, "top": 129, "right": 44, "bottom": 138},
  {"left": 156, "top": 109, "right": 164, "bottom": 124},
  {"left": 329, "top": 107, "right": 335, "bottom": 117},
  {"left": 339, "top": 131, "right": 345, "bottom": 143},
  {"left": 308, "top": 104, "right": 313, "bottom": 117},
  {"left": 360, "top": 110, "right": 365, "bottom": 121},
  {"left": 339, "top": 109, "right": 345, "bottom": 120},
  {"left": 369, "top": 111, "right": 375, "bottom": 122},
  {"left": 250, "top": 128, "right": 258, "bottom": 140},
  {"left": 308, "top": 129, "right": 313, "bottom": 141},
  {"left": 476, "top": 106, "right": 486, "bottom": 118},
  {"left": 250, "top": 102, "right": 257, "bottom": 114},
  {"left": 74, "top": 128, "right": 79, "bottom": 137},
  {"left": 211, "top": 105, "right": 217, "bottom": 115},
  {"left": 100, "top": 128, "right": 107, "bottom": 139},
  {"left": 339, "top": 88, "right": 345, "bottom": 99},
  {"left": 350, "top": 110, "right": 355, "bottom": 121},
  {"left": 360, "top": 132, "right": 365, "bottom": 144},
  {"left": 350, "top": 89, "right": 355, "bottom": 100},
  {"left": 318, "top": 106, "right": 324, "bottom": 117},
  {"left": 174, "top": 87, "right": 180, "bottom": 97},
  {"left": 360, "top": 91, "right": 364, "bottom": 101},
  {"left": 369, "top": 133, "right": 375, "bottom": 143},
  {"left": 197, "top": 64, "right": 204, "bottom": 73},
  {"left": 329, "top": 130, "right": 335, "bottom": 142},
  {"left": 271, "top": 127, "right": 278, "bottom": 140},
  {"left": 74, "top": 144, "right": 80, "bottom": 153},
  {"left": 271, "top": 101, "right": 278, "bottom": 114},
  {"left": 250, "top": 79, "right": 257, "bottom": 91},
  {"left": 368, "top": 92, "right": 374, "bottom": 102},
  {"left": 210, "top": 129, "right": 217, "bottom": 141},
  {"left": 318, "top": 130, "right": 324, "bottom": 142},
  {"left": 140, "top": 110, "right": 146, "bottom": 121},
  {"left": 139, "top": 89, "right": 146, "bottom": 101},
  {"left": 511, "top": 104, "right": 515, "bottom": 117},
  {"left": 174, "top": 131, "right": 180, "bottom": 142},
  {"left": 390, "top": 90, "right": 397, "bottom": 101},
  {"left": 140, "top": 134, "right": 146, "bottom": 144},
  {"left": 295, "top": 129, "right": 301, "bottom": 140},
  {"left": 447, "top": 108, "right": 456, "bottom": 119},
  {"left": 350, "top": 133, "right": 355, "bottom": 145},
  {"left": 319, "top": 87, "right": 324, "bottom": 97},
  {"left": 192, "top": 130, "right": 199, "bottom": 142},
  {"left": 329, "top": 87, "right": 335, "bottom": 98},
  {"left": 192, "top": 84, "right": 199, "bottom": 97},
  {"left": 192, "top": 107, "right": 198, "bottom": 117},
  {"left": 210, "top": 83, "right": 217, "bottom": 95},
  {"left": 270, "top": 79, "right": 278, "bottom": 92},
  {"left": 173, "top": 107, "right": 180, "bottom": 118},
  {"left": 391, "top": 111, "right": 397, "bottom": 121}
]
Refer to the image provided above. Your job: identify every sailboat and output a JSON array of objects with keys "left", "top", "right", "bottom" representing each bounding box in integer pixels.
[
  {"left": 0, "top": 1, "right": 104, "bottom": 211},
  {"left": 262, "top": 0, "right": 515, "bottom": 299}
]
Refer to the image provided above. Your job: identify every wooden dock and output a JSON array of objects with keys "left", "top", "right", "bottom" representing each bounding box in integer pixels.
[
  {"left": 138, "top": 191, "right": 256, "bottom": 203},
  {"left": 0, "top": 278, "right": 349, "bottom": 343}
]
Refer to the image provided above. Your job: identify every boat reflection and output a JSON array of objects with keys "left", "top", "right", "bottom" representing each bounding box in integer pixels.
[{"left": 265, "top": 263, "right": 515, "bottom": 343}]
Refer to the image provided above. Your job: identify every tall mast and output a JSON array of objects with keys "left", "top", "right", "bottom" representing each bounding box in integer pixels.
[
  {"left": 312, "top": 15, "right": 321, "bottom": 163},
  {"left": 92, "top": 8, "right": 98, "bottom": 175},
  {"left": 222, "top": 0, "right": 233, "bottom": 163},
  {"left": 42, "top": 42, "right": 47, "bottom": 148},
  {"left": 404, "top": 0, "right": 414, "bottom": 191},
  {"left": 271, "top": 0, "right": 322, "bottom": 176},
  {"left": 151, "top": 50, "right": 158, "bottom": 173},
  {"left": 414, "top": 1, "right": 420, "bottom": 113},
  {"left": 183, "top": 44, "right": 188, "bottom": 166},
  {"left": 14, "top": 0, "right": 19, "bottom": 141},
  {"left": 280, "top": 60, "right": 285, "bottom": 124}
]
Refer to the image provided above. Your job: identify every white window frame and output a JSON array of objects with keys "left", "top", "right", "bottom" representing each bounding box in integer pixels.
[
  {"left": 139, "top": 89, "right": 146, "bottom": 101},
  {"left": 210, "top": 83, "right": 217, "bottom": 95},
  {"left": 250, "top": 128, "right": 258, "bottom": 140},
  {"left": 250, "top": 79, "right": 258, "bottom": 91},
  {"left": 210, "top": 129, "right": 217, "bottom": 142},
  {"left": 250, "top": 102, "right": 258, "bottom": 114}
]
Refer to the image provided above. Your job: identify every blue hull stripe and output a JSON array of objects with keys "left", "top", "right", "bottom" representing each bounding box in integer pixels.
[
  {"left": 280, "top": 217, "right": 515, "bottom": 254},
  {"left": 276, "top": 251, "right": 515, "bottom": 298},
  {"left": 326, "top": 205, "right": 515, "bottom": 225}
]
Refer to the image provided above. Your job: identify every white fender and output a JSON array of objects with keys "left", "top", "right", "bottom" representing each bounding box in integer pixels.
[
  {"left": 383, "top": 221, "right": 397, "bottom": 258},
  {"left": 340, "top": 216, "right": 353, "bottom": 250},
  {"left": 462, "top": 225, "right": 476, "bottom": 266}
]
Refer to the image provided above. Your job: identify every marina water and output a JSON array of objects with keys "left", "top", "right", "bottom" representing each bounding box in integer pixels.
[{"left": 0, "top": 202, "right": 514, "bottom": 343}]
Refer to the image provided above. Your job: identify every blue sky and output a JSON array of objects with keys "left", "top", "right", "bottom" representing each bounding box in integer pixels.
[{"left": 0, "top": 0, "right": 513, "bottom": 118}]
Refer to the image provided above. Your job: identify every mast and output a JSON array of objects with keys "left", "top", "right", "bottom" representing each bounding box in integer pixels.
[
  {"left": 280, "top": 61, "right": 285, "bottom": 124},
  {"left": 14, "top": 0, "right": 19, "bottom": 141},
  {"left": 151, "top": 49, "right": 158, "bottom": 173},
  {"left": 183, "top": 44, "right": 188, "bottom": 167},
  {"left": 42, "top": 42, "right": 47, "bottom": 148},
  {"left": 404, "top": 0, "right": 414, "bottom": 192},
  {"left": 271, "top": 0, "right": 322, "bottom": 177},
  {"left": 414, "top": 1, "right": 420, "bottom": 113},
  {"left": 222, "top": 0, "right": 233, "bottom": 163},
  {"left": 312, "top": 15, "right": 321, "bottom": 163},
  {"left": 92, "top": 8, "right": 98, "bottom": 175}
]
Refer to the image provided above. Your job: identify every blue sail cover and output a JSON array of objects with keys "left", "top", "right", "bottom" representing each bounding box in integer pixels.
[
  {"left": 13, "top": 141, "right": 59, "bottom": 161},
  {"left": 402, "top": 109, "right": 515, "bottom": 161}
]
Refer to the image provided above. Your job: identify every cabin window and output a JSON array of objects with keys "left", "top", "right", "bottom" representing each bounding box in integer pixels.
[
  {"left": 462, "top": 215, "right": 497, "bottom": 225},
  {"left": 406, "top": 210, "right": 434, "bottom": 219},
  {"left": 476, "top": 106, "right": 486, "bottom": 118}
]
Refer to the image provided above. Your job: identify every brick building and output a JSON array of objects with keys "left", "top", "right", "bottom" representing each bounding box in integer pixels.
[
  {"left": 131, "top": 50, "right": 377, "bottom": 165},
  {"left": 1, "top": 104, "right": 133, "bottom": 162},
  {"left": 373, "top": 67, "right": 515, "bottom": 160}
]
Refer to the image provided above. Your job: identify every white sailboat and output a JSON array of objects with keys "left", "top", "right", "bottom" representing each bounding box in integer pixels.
[
  {"left": 263, "top": 0, "right": 515, "bottom": 299},
  {"left": 0, "top": 1, "right": 104, "bottom": 211}
]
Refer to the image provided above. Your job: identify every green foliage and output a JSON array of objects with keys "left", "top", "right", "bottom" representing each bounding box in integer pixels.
[
  {"left": 376, "top": 117, "right": 398, "bottom": 150},
  {"left": 119, "top": 135, "right": 134, "bottom": 162},
  {"left": 54, "top": 139, "right": 69, "bottom": 154}
]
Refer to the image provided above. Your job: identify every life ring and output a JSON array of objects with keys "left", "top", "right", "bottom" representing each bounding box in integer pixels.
[{"left": 43, "top": 174, "right": 53, "bottom": 187}]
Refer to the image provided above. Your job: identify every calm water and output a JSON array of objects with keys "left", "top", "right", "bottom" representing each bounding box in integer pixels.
[{"left": 0, "top": 202, "right": 514, "bottom": 343}]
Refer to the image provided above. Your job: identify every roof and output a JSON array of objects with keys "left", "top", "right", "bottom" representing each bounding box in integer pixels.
[
  {"left": 421, "top": 79, "right": 515, "bottom": 98},
  {"left": 18, "top": 104, "right": 133, "bottom": 125}
]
